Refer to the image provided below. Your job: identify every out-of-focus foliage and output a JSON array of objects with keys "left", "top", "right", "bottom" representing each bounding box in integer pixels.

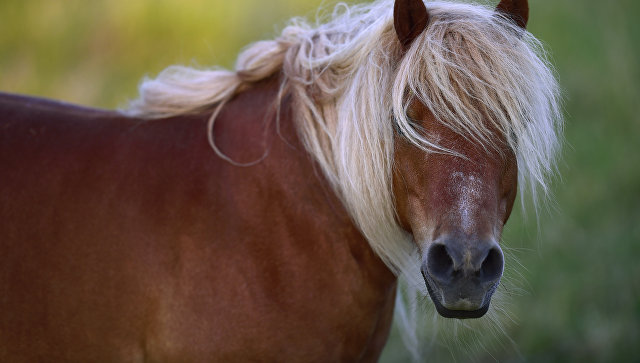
[{"left": 1, "top": 0, "right": 638, "bottom": 361}]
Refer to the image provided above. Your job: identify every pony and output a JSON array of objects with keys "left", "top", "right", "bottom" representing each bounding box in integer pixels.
[{"left": 0, "top": 0, "right": 561, "bottom": 360}]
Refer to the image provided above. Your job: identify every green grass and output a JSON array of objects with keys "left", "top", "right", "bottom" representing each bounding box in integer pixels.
[{"left": 1, "top": 0, "right": 638, "bottom": 361}]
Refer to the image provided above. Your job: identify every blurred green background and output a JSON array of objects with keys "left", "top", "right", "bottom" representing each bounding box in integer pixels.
[{"left": 1, "top": 0, "right": 638, "bottom": 361}]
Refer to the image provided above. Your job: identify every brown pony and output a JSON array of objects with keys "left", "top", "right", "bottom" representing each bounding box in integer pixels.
[{"left": 0, "top": 0, "right": 561, "bottom": 361}]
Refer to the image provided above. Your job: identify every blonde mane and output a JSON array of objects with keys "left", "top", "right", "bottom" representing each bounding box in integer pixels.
[{"left": 127, "top": 0, "right": 562, "bottom": 357}]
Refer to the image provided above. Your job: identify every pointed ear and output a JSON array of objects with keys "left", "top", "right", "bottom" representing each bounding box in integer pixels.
[
  {"left": 496, "top": 0, "right": 529, "bottom": 29},
  {"left": 394, "top": 0, "right": 430, "bottom": 51}
]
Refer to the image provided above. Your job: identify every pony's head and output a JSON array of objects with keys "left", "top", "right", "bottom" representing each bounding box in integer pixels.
[{"left": 391, "top": 0, "right": 538, "bottom": 318}]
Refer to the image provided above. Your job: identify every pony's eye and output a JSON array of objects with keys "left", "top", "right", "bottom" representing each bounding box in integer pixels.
[
  {"left": 407, "top": 116, "right": 422, "bottom": 128},
  {"left": 394, "top": 116, "right": 416, "bottom": 135},
  {"left": 394, "top": 116, "right": 427, "bottom": 141},
  {"left": 406, "top": 116, "right": 426, "bottom": 134}
]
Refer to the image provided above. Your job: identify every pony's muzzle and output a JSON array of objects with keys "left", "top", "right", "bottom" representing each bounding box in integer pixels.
[{"left": 421, "top": 237, "right": 504, "bottom": 319}]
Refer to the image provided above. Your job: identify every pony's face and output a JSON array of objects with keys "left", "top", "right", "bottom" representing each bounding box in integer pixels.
[
  {"left": 392, "top": 0, "right": 529, "bottom": 320},
  {"left": 393, "top": 100, "right": 517, "bottom": 318}
]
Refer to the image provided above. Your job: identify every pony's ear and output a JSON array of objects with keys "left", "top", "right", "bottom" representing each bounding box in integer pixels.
[
  {"left": 495, "top": 0, "right": 529, "bottom": 29},
  {"left": 394, "top": 0, "right": 430, "bottom": 51}
]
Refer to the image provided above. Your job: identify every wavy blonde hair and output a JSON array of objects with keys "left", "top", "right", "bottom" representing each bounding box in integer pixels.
[{"left": 127, "top": 0, "right": 562, "bottom": 357}]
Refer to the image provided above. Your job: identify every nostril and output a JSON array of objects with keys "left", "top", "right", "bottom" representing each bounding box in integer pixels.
[
  {"left": 427, "top": 244, "right": 454, "bottom": 283},
  {"left": 479, "top": 247, "right": 504, "bottom": 282}
]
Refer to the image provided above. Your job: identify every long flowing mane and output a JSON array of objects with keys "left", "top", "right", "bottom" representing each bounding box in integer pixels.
[{"left": 127, "top": 0, "right": 561, "bottom": 355}]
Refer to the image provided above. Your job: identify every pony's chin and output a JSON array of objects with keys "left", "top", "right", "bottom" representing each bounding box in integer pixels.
[{"left": 424, "top": 279, "right": 492, "bottom": 319}]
